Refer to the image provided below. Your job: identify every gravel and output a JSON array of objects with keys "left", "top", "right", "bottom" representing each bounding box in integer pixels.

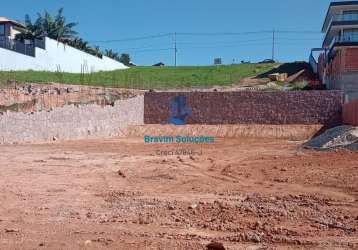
[{"left": 304, "top": 125, "right": 358, "bottom": 151}]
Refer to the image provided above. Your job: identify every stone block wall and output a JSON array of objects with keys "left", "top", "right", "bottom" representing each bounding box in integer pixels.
[
  {"left": 144, "top": 91, "right": 343, "bottom": 126},
  {"left": 0, "top": 95, "right": 144, "bottom": 144}
]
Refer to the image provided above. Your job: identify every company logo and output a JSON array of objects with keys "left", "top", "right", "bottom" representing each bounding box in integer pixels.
[{"left": 168, "top": 95, "right": 192, "bottom": 125}]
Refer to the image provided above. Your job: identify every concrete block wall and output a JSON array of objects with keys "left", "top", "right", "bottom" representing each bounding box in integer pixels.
[
  {"left": 0, "top": 37, "right": 128, "bottom": 73},
  {"left": 144, "top": 91, "right": 344, "bottom": 126},
  {"left": 0, "top": 95, "right": 144, "bottom": 144}
]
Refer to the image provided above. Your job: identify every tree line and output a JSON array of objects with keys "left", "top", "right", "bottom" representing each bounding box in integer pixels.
[{"left": 16, "top": 8, "right": 131, "bottom": 66}]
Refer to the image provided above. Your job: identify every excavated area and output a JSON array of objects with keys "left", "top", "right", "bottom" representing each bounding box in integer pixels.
[{"left": 0, "top": 136, "right": 357, "bottom": 250}]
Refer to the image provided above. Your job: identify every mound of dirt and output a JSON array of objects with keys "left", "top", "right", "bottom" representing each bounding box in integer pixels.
[{"left": 304, "top": 125, "right": 358, "bottom": 151}]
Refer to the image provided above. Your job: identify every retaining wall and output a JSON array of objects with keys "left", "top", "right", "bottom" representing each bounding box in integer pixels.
[
  {"left": 144, "top": 91, "right": 344, "bottom": 126},
  {"left": 343, "top": 99, "right": 358, "bottom": 126},
  {"left": 0, "top": 95, "right": 144, "bottom": 144}
]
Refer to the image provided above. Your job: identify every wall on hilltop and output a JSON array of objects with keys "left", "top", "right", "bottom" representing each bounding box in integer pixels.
[
  {"left": 0, "top": 37, "right": 127, "bottom": 73},
  {"left": 144, "top": 91, "right": 344, "bottom": 127}
]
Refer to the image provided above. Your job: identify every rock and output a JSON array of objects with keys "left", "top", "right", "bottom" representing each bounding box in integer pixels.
[
  {"left": 189, "top": 204, "right": 198, "bottom": 209},
  {"left": 252, "top": 234, "right": 261, "bottom": 243},
  {"left": 269, "top": 196, "right": 277, "bottom": 201},
  {"left": 84, "top": 240, "right": 92, "bottom": 246},
  {"left": 5, "top": 228, "right": 19, "bottom": 233},
  {"left": 246, "top": 232, "right": 262, "bottom": 243},
  {"left": 254, "top": 220, "right": 262, "bottom": 229},
  {"left": 206, "top": 241, "right": 226, "bottom": 250},
  {"left": 117, "top": 170, "right": 126, "bottom": 178}
]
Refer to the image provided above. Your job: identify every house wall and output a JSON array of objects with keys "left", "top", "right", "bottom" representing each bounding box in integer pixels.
[
  {"left": 324, "top": 47, "right": 358, "bottom": 101},
  {"left": 9, "top": 26, "right": 22, "bottom": 39},
  {"left": 144, "top": 91, "right": 344, "bottom": 127},
  {"left": 0, "top": 23, "right": 21, "bottom": 39},
  {"left": 0, "top": 37, "right": 128, "bottom": 73}
]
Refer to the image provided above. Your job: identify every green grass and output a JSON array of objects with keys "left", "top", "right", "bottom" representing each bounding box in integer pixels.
[{"left": 0, "top": 64, "right": 277, "bottom": 90}]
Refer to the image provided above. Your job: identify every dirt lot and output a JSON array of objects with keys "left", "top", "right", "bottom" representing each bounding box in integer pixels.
[{"left": 0, "top": 137, "right": 357, "bottom": 250}]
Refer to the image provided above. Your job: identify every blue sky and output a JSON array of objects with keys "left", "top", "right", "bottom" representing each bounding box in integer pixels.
[{"left": 2, "top": 0, "right": 333, "bottom": 65}]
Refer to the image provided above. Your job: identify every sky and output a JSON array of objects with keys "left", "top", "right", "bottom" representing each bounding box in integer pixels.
[{"left": 2, "top": 0, "right": 334, "bottom": 66}]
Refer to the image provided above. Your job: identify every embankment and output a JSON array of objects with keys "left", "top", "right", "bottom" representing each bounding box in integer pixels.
[{"left": 0, "top": 95, "right": 144, "bottom": 144}]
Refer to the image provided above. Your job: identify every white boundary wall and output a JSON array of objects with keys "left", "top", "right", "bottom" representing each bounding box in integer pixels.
[{"left": 0, "top": 37, "right": 128, "bottom": 73}]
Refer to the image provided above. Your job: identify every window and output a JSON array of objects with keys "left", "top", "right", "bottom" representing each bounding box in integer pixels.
[
  {"left": 0, "top": 25, "right": 5, "bottom": 36},
  {"left": 343, "top": 29, "right": 358, "bottom": 42},
  {"left": 342, "top": 10, "right": 358, "bottom": 21}
]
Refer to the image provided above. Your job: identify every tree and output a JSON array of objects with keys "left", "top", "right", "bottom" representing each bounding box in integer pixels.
[
  {"left": 68, "top": 38, "right": 90, "bottom": 51},
  {"left": 18, "top": 8, "right": 78, "bottom": 42},
  {"left": 16, "top": 8, "right": 115, "bottom": 60},
  {"left": 91, "top": 46, "right": 103, "bottom": 57},
  {"left": 15, "top": 14, "right": 41, "bottom": 41},
  {"left": 119, "top": 53, "right": 131, "bottom": 66},
  {"left": 53, "top": 8, "right": 78, "bottom": 41},
  {"left": 105, "top": 49, "right": 119, "bottom": 61}
]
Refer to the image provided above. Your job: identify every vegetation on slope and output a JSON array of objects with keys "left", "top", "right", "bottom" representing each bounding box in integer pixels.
[{"left": 0, "top": 64, "right": 276, "bottom": 90}]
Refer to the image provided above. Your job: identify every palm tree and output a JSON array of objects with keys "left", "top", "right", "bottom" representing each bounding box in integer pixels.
[
  {"left": 53, "top": 8, "right": 78, "bottom": 41},
  {"left": 19, "top": 8, "right": 78, "bottom": 42},
  {"left": 15, "top": 14, "right": 41, "bottom": 40},
  {"left": 105, "top": 49, "right": 120, "bottom": 61},
  {"left": 68, "top": 37, "right": 90, "bottom": 51},
  {"left": 92, "top": 46, "right": 103, "bottom": 57}
]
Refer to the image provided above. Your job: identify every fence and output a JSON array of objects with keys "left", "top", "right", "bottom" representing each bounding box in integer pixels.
[
  {"left": 343, "top": 99, "right": 358, "bottom": 126},
  {"left": 0, "top": 37, "right": 37, "bottom": 57}
]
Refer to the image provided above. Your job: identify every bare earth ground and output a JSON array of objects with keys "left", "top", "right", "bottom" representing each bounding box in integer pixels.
[{"left": 0, "top": 137, "right": 357, "bottom": 250}]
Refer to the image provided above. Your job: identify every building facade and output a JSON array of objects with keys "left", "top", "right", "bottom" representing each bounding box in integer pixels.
[
  {"left": 316, "top": 1, "right": 358, "bottom": 101},
  {"left": 0, "top": 17, "right": 26, "bottom": 40}
]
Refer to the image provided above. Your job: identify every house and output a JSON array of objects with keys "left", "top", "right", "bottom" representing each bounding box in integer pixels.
[
  {"left": 0, "top": 16, "right": 127, "bottom": 73},
  {"left": 313, "top": 1, "right": 358, "bottom": 101},
  {"left": 0, "top": 17, "right": 26, "bottom": 40},
  {"left": 0, "top": 17, "right": 31, "bottom": 54},
  {"left": 153, "top": 62, "right": 165, "bottom": 67}
]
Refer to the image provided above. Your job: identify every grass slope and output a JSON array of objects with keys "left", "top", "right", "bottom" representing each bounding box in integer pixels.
[{"left": 0, "top": 64, "right": 276, "bottom": 89}]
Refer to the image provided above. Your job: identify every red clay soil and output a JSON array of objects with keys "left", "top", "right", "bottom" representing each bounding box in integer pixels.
[{"left": 0, "top": 137, "right": 357, "bottom": 249}]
